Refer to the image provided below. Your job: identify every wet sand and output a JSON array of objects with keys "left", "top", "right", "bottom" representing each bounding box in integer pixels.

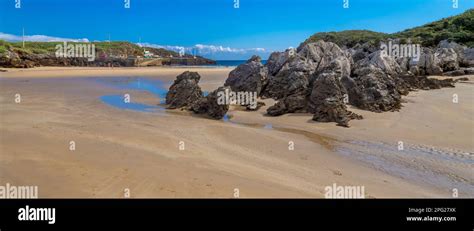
[{"left": 0, "top": 67, "right": 472, "bottom": 198}]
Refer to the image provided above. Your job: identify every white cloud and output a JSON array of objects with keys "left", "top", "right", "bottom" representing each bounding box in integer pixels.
[{"left": 0, "top": 32, "right": 89, "bottom": 42}]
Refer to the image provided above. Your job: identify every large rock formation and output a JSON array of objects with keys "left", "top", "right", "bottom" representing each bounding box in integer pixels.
[
  {"left": 355, "top": 50, "right": 403, "bottom": 76},
  {"left": 308, "top": 61, "right": 362, "bottom": 127},
  {"left": 400, "top": 75, "right": 455, "bottom": 90},
  {"left": 191, "top": 86, "right": 230, "bottom": 119},
  {"left": 263, "top": 41, "right": 350, "bottom": 99},
  {"left": 461, "top": 48, "right": 474, "bottom": 67},
  {"left": 165, "top": 71, "right": 203, "bottom": 109},
  {"left": 224, "top": 55, "right": 267, "bottom": 96},
  {"left": 264, "top": 43, "right": 361, "bottom": 126},
  {"left": 350, "top": 54, "right": 404, "bottom": 112},
  {"left": 166, "top": 71, "right": 229, "bottom": 119},
  {"left": 192, "top": 38, "right": 472, "bottom": 127},
  {"left": 266, "top": 93, "right": 307, "bottom": 116},
  {"left": 435, "top": 48, "right": 459, "bottom": 72},
  {"left": 411, "top": 48, "right": 443, "bottom": 76}
]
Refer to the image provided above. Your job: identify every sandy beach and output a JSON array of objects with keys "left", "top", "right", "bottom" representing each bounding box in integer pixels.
[{"left": 0, "top": 67, "right": 472, "bottom": 198}]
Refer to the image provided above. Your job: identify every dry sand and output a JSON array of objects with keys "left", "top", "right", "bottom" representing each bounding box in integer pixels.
[{"left": 0, "top": 67, "right": 472, "bottom": 198}]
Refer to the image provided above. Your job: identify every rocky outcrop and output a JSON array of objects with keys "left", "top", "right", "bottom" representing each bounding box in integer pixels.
[
  {"left": 411, "top": 48, "right": 443, "bottom": 76},
  {"left": 264, "top": 47, "right": 361, "bottom": 126},
  {"left": 224, "top": 55, "right": 267, "bottom": 96},
  {"left": 165, "top": 71, "right": 203, "bottom": 109},
  {"left": 461, "top": 48, "right": 474, "bottom": 67},
  {"left": 400, "top": 75, "right": 455, "bottom": 90},
  {"left": 435, "top": 48, "right": 459, "bottom": 72},
  {"left": 166, "top": 71, "right": 229, "bottom": 119},
  {"left": 266, "top": 93, "right": 307, "bottom": 116},
  {"left": 191, "top": 86, "right": 230, "bottom": 119},
  {"left": 351, "top": 54, "right": 403, "bottom": 112},
  {"left": 263, "top": 41, "right": 350, "bottom": 99},
  {"left": 169, "top": 38, "right": 471, "bottom": 127},
  {"left": 308, "top": 61, "right": 362, "bottom": 127},
  {"left": 355, "top": 50, "right": 403, "bottom": 76}
]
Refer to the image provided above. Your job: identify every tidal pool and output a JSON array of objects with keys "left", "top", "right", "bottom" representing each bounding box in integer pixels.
[{"left": 96, "top": 77, "right": 168, "bottom": 112}]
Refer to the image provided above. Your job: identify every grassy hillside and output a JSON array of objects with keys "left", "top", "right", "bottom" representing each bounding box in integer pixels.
[
  {"left": 0, "top": 40, "right": 144, "bottom": 56},
  {"left": 302, "top": 9, "right": 474, "bottom": 47},
  {"left": 302, "top": 30, "right": 388, "bottom": 48},
  {"left": 0, "top": 40, "right": 212, "bottom": 62},
  {"left": 395, "top": 8, "right": 473, "bottom": 46}
]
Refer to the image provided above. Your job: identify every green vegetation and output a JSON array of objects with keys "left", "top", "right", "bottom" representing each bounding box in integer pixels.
[
  {"left": 0, "top": 40, "right": 145, "bottom": 56},
  {"left": 395, "top": 8, "right": 473, "bottom": 46},
  {"left": 0, "top": 39, "right": 201, "bottom": 59},
  {"left": 302, "top": 9, "right": 474, "bottom": 48},
  {"left": 93, "top": 41, "right": 143, "bottom": 56},
  {"left": 303, "top": 30, "right": 388, "bottom": 48}
]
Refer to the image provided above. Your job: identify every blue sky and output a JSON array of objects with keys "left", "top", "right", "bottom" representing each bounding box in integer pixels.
[{"left": 0, "top": 0, "right": 473, "bottom": 59}]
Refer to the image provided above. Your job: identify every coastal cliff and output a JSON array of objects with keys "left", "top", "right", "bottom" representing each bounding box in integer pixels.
[{"left": 0, "top": 41, "right": 215, "bottom": 68}]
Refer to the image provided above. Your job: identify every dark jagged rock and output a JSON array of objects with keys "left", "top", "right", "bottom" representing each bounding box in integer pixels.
[
  {"left": 264, "top": 70, "right": 310, "bottom": 100},
  {"left": 206, "top": 38, "right": 469, "bottom": 127},
  {"left": 267, "top": 93, "right": 307, "bottom": 116},
  {"left": 266, "top": 51, "right": 291, "bottom": 76},
  {"left": 340, "top": 75, "right": 367, "bottom": 107},
  {"left": 352, "top": 55, "right": 403, "bottom": 112},
  {"left": 224, "top": 55, "right": 267, "bottom": 96},
  {"left": 457, "top": 77, "right": 470, "bottom": 81},
  {"left": 352, "top": 67, "right": 402, "bottom": 112},
  {"left": 438, "top": 40, "right": 472, "bottom": 68},
  {"left": 165, "top": 71, "right": 203, "bottom": 109},
  {"left": 411, "top": 48, "right": 443, "bottom": 76},
  {"left": 355, "top": 50, "right": 403, "bottom": 76},
  {"left": 400, "top": 75, "right": 455, "bottom": 90},
  {"left": 435, "top": 48, "right": 459, "bottom": 72},
  {"left": 166, "top": 71, "right": 229, "bottom": 119},
  {"left": 464, "top": 67, "right": 474, "bottom": 75},
  {"left": 263, "top": 41, "right": 351, "bottom": 99},
  {"left": 308, "top": 62, "right": 362, "bottom": 127},
  {"left": 191, "top": 86, "right": 230, "bottom": 119},
  {"left": 444, "top": 69, "right": 467, "bottom": 76},
  {"left": 461, "top": 48, "right": 474, "bottom": 67},
  {"left": 347, "top": 42, "right": 380, "bottom": 63}
]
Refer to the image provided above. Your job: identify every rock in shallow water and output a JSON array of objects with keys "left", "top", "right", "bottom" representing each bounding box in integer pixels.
[
  {"left": 165, "top": 71, "right": 230, "bottom": 119},
  {"left": 165, "top": 71, "right": 203, "bottom": 109},
  {"left": 191, "top": 86, "right": 230, "bottom": 119}
]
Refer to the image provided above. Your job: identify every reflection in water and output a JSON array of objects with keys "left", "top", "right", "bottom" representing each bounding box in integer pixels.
[
  {"left": 96, "top": 77, "right": 169, "bottom": 112},
  {"left": 223, "top": 114, "right": 230, "bottom": 122},
  {"left": 96, "top": 77, "right": 168, "bottom": 104},
  {"left": 100, "top": 95, "right": 164, "bottom": 113}
]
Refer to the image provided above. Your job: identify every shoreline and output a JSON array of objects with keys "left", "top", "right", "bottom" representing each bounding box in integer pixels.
[{"left": 0, "top": 66, "right": 235, "bottom": 78}]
